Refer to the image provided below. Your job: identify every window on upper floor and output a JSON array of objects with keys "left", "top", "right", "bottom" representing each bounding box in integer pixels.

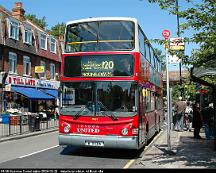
[
  {"left": 50, "top": 63, "right": 55, "bottom": 79},
  {"left": 40, "top": 60, "right": 46, "bottom": 78},
  {"left": 23, "top": 56, "right": 31, "bottom": 76},
  {"left": 9, "top": 52, "right": 17, "bottom": 74},
  {"left": 138, "top": 28, "right": 145, "bottom": 57},
  {"left": 8, "top": 19, "right": 19, "bottom": 40},
  {"left": 50, "top": 37, "right": 56, "bottom": 53},
  {"left": 24, "top": 26, "right": 32, "bottom": 45},
  {"left": 39, "top": 32, "right": 47, "bottom": 50}
]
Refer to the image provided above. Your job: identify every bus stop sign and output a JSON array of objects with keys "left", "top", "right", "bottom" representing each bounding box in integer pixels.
[{"left": 162, "top": 30, "right": 170, "bottom": 40}]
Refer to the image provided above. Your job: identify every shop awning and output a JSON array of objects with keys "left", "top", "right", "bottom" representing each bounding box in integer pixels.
[
  {"left": 40, "top": 88, "right": 58, "bottom": 98},
  {"left": 12, "top": 86, "right": 55, "bottom": 100}
]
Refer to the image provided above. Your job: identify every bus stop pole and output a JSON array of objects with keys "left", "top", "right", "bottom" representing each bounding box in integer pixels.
[{"left": 165, "top": 43, "right": 171, "bottom": 151}]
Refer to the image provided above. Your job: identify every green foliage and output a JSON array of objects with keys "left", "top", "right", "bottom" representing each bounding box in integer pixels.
[
  {"left": 171, "top": 80, "right": 197, "bottom": 102},
  {"left": 147, "top": 0, "right": 216, "bottom": 66},
  {"left": 25, "top": 14, "right": 47, "bottom": 29},
  {"left": 147, "top": 0, "right": 216, "bottom": 95},
  {"left": 48, "top": 22, "right": 66, "bottom": 38},
  {"left": 154, "top": 48, "right": 166, "bottom": 70}
]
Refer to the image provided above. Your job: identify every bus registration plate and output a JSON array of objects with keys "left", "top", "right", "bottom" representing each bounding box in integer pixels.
[{"left": 85, "top": 141, "right": 104, "bottom": 147}]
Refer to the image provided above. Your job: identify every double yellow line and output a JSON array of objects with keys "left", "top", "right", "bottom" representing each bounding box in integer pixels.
[{"left": 123, "top": 130, "right": 163, "bottom": 169}]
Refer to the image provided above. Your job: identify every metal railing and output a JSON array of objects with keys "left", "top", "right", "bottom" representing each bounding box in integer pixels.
[{"left": 0, "top": 114, "right": 58, "bottom": 138}]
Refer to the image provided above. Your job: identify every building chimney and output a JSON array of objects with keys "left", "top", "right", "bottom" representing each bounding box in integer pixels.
[{"left": 12, "top": 2, "right": 25, "bottom": 20}]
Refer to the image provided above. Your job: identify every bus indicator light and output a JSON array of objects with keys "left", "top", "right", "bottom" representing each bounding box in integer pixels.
[{"left": 92, "top": 117, "right": 98, "bottom": 121}]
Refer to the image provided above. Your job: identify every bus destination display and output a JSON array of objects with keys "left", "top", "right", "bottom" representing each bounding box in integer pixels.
[
  {"left": 81, "top": 57, "right": 114, "bottom": 77},
  {"left": 64, "top": 54, "right": 134, "bottom": 77}
]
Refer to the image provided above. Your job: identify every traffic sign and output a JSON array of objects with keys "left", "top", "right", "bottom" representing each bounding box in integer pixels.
[{"left": 162, "top": 30, "right": 170, "bottom": 40}]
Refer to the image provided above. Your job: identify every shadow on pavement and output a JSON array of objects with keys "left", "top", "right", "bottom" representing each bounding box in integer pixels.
[
  {"left": 132, "top": 130, "right": 216, "bottom": 168},
  {"left": 177, "top": 135, "right": 216, "bottom": 168}
]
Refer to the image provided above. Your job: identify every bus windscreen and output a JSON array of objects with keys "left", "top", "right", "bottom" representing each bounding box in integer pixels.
[
  {"left": 60, "top": 81, "right": 137, "bottom": 117},
  {"left": 65, "top": 21, "right": 135, "bottom": 52},
  {"left": 64, "top": 54, "right": 134, "bottom": 77}
]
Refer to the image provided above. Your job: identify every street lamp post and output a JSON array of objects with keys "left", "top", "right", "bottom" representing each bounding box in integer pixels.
[{"left": 162, "top": 29, "right": 171, "bottom": 151}]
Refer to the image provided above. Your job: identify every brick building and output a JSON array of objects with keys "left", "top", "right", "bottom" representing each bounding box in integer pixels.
[
  {"left": 163, "top": 70, "right": 190, "bottom": 84},
  {"left": 0, "top": 2, "right": 62, "bottom": 113}
]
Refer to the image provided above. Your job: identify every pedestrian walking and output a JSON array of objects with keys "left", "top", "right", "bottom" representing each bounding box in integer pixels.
[
  {"left": 54, "top": 106, "right": 60, "bottom": 119},
  {"left": 201, "top": 103, "right": 214, "bottom": 140},
  {"left": 192, "top": 102, "right": 203, "bottom": 139},
  {"left": 184, "top": 102, "right": 193, "bottom": 131},
  {"left": 174, "top": 97, "right": 186, "bottom": 131}
]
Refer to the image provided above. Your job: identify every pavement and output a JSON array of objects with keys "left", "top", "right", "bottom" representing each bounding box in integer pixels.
[
  {"left": 131, "top": 128, "right": 216, "bottom": 169},
  {"left": 0, "top": 127, "right": 58, "bottom": 143},
  {"left": 1, "top": 126, "right": 216, "bottom": 169}
]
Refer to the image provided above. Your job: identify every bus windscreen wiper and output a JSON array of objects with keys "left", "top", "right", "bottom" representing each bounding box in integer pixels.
[
  {"left": 98, "top": 101, "right": 118, "bottom": 120},
  {"left": 73, "top": 105, "right": 88, "bottom": 120}
]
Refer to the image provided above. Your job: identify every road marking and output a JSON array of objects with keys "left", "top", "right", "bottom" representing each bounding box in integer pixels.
[
  {"left": 144, "top": 130, "right": 163, "bottom": 152},
  {"left": 123, "top": 130, "right": 164, "bottom": 169},
  {"left": 123, "top": 159, "right": 136, "bottom": 169},
  {"left": 19, "top": 145, "right": 59, "bottom": 158}
]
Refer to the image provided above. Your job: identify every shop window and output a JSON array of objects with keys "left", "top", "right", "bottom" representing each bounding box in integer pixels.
[
  {"left": 50, "top": 63, "right": 55, "bottom": 79},
  {"left": 40, "top": 61, "right": 46, "bottom": 78},
  {"left": 9, "top": 52, "right": 17, "bottom": 74},
  {"left": 23, "top": 56, "right": 31, "bottom": 76}
]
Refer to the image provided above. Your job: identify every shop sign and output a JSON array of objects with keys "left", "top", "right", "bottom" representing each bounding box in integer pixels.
[
  {"left": 6, "top": 75, "right": 60, "bottom": 89},
  {"left": 37, "top": 80, "right": 60, "bottom": 89},
  {"left": 35, "top": 66, "right": 45, "bottom": 73},
  {"left": 7, "top": 76, "right": 36, "bottom": 86}
]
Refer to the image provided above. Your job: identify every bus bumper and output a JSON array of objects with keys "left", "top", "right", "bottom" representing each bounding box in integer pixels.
[{"left": 59, "top": 133, "right": 139, "bottom": 149}]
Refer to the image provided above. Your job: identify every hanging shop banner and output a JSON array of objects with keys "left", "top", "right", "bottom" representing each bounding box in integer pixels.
[{"left": 169, "top": 37, "right": 184, "bottom": 51}]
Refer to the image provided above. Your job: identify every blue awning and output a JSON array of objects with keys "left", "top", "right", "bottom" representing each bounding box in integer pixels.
[
  {"left": 12, "top": 86, "right": 55, "bottom": 100},
  {"left": 40, "top": 89, "right": 58, "bottom": 98}
]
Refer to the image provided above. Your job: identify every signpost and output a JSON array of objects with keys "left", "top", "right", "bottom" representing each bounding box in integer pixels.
[
  {"left": 162, "top": 29, "right": 171, "bottom": 151},
  {"left": 169, "top": 37, "right": 184, "bottom": 51},
  {"left": 162, "top": 30, "right": 170, "bottom": 40}
]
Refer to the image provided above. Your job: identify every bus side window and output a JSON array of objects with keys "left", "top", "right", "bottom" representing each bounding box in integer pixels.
[
  {"left": 138, "top": 28, "right": 145, "bottom": 56},
  {"left": 146, "top": 90, "right": 151, "bottom": 112}
]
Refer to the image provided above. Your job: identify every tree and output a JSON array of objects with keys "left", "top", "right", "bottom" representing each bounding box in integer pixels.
[
  {"left": 48, "top": 22, "right": 66, "bottom": 38},
  {"left": 25, "top": 14, "right": 47, "bottom": 29},
  {"left": 154, "top": 48, "right": 166, "bottom": 71},
  {"left": 147, "top": 0, "right": 216, "bottom": 99},
  {"left": 147, "top": 0, "right": 216, "bottom": 65}
]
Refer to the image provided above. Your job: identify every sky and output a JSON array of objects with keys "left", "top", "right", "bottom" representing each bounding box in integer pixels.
[{"left": 0, "top": 0, "right": 199, "bottom": 71}]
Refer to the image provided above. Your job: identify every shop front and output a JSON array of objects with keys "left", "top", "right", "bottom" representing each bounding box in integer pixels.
[{"left": 4, "top": 75, "right": 60, "bottom": 118}]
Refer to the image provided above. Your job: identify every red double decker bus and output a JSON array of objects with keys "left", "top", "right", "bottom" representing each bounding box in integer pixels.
[{"left": 59, "top": 17, "right": 164, "bottom": 149}]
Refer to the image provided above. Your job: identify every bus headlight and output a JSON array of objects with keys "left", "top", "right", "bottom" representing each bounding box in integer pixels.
[
  {"left": 121, "top": 128, "right": 128, "bottom": 136},
  {"left": 64, "top": 124, "right": 70, "bottom": 133}
]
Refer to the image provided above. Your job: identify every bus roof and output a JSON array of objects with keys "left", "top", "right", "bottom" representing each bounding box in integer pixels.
[{"left": 66, "top": 17, "right": 138, "bottom": 26}]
